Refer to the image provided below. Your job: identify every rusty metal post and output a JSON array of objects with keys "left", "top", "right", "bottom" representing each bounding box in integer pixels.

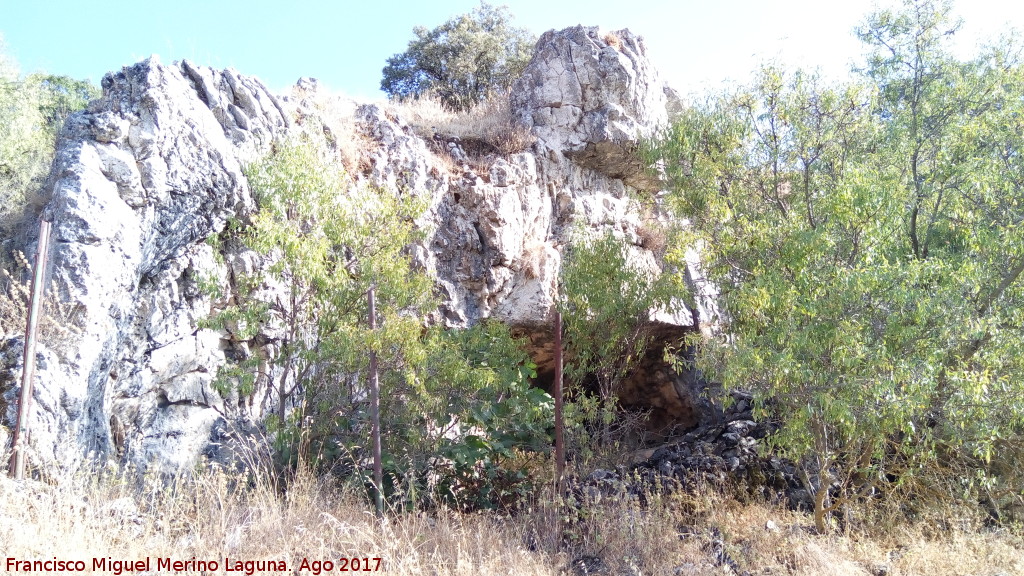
[
  {"left": 554, "top": 308, "right": 564, "bottom": 490},
  {"left": 368, "top": 286, "right": 383, "bottom": 516},
  {"left": 10, "top": 220, "right": 52, "bottom": 480}
]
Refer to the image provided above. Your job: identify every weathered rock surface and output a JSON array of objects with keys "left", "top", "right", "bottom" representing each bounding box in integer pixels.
[
  {"left": 2, "top": 27, "right": 719, "bottom": 474},
  {"left": 512, "top": 26, "right": 668, "bottom": 190},
  {"left": 2, "top": 56, "right": 289, "bottom": 472}
]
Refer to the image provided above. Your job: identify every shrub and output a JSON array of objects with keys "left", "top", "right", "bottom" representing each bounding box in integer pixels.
[
  {"left": 649, "top": 0, "right": 1024, "bottom": 532},
  {"left": 215, "top": 140, "right": 552, "bottom": 509},
  {"left": 0, "top": 39, "right": 99, "bottom": 236},
  {"left": 559, "top": 230, "right": 684, "bottom": 465}
]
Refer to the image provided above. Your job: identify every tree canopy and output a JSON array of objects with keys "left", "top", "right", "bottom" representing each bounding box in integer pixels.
[
  {"left": 0, "top": 38, "right": 98, "bottom": 233},
  {"left": 649, "top": 0, "right": 1024, "bottom": 531},
  {"left": 380, "top": 3, "right": 535, "bottom": 111}
]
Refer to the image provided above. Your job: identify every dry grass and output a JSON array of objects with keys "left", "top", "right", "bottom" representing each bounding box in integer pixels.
[
  {"left": 386, "top": 94, "right": 452, "bottom": 141},
  {"left": 603, "top": 31, "right": 622, "bottom": 51},
  {"left": 0, "top": 250, "right": 82, "bottom": 349},
  {"left": 637, "top": 218, "right": 668, "bottom": 257},
  {"left": 1, "top": 461, "right": 1020, "bottom": 576},
  {"left": 390, "top": 91, "right": 535, "bottom": 158},
  {"left": 0, "top": 466, "right": 558, "bottom": 576},
  {"left": 290, "top": 85, "right": 373, "bottom": 176},
  {"left": 297, "top": 88, "right": 535, "bottom": 182},
  {"left": 520, "top": 240, "right": 550, "bottom": 280}
]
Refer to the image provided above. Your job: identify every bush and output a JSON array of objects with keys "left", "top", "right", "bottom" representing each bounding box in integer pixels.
[
  {"left": 214, "top": 140, "right": 552, "bottom": 509},
  {"left": 649, "top": 0, "right": 1024, "bottom": 532},
  {"left": 1, "top": 68, "right": 53, "bottom": 231},
  {"left": 559, "top": 230, "right": 683, "bottom": 465}
]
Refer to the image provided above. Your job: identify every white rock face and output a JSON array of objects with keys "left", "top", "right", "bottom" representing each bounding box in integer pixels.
[
  {"left": 2, "top": 28, "right": 720, "bottom": 473},
  {"left": 512, "top": 26, "right": 668, "bottom": 189},
  {"left": 2, "top": 57, "right": 289, "bottom": 473}
]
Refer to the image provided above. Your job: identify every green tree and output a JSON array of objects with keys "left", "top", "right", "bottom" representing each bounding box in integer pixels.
[
  {"left": 217, "top": 140, "right": 551, "bottom": 508},
  {"left": 559, "top": 230, "right": 682, "bottom": 460},
  {"left": 240, "top": 141, "right": 433, "bottom": 427},
  {"left": 29, "top": 74, "right": 99, "bottom": 131},
  {"left": 381, "top": 3, "right": 535, "bottom": 111},
  {"left": 855, "top": 0, "right": 1024, "bottom": 495},
  {"left": 1, "top": 48, "right": 50, "bottom": 230},
  {"left": 0, "top": 38, "right": 98, "bottom": 233},
  {"left": 650, "top": 0, "right": 1024, "bottom": 531}
]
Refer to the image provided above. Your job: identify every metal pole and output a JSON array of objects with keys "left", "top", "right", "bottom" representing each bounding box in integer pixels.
[
  {"left": 554, "top": 309, "right": 564, "bottom": 490},
  {"left": 10, "top": 220, "right": 52, "bottom": 480},
  {"left": 368, "top": 286, "right": 383, "bottom": 516}
]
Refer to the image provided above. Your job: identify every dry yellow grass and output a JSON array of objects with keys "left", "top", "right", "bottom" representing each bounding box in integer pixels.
[
  {"left": 603, "top": 32, "right": 622, "bottom": 51},
  {"left": 1, "top": 462, "right": 1020, "bottom": 576},
  {"left": 0, "top": 466, "right": 557, "bottom": 576},
  {"left": 289, "top": 86, "right": 371, "bottom": 176},
  {"left": 296, "top": 86, "right": 534, "bottom": 183},
  {"left": 390, "top": 91, "right": 535, "bottom": 157}
]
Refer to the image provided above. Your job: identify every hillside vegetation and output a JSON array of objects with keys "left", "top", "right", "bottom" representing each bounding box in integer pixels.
[
  {"left": 1, "top": 1, "right": 1023, "bottom": 574},
  {"left": 0, "top": 466, "right": 1021, "bottom": 576},
  {"left": 649, "top": 0, "right": 1024, "bottom": 533},
  {"left": 0, "top": 37, "right": 98, "bottom": 237}
]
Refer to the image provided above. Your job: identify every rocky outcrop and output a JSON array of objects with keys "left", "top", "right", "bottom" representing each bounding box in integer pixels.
[
  {"left": 567, "top": 390, "right": 812, "bottom": 512},
  {"left": 2, "top": 27, "right": 719, "bottom": 474},
  {"left": 512, "top": 26, "right": 667, "bottom": 190},
  {"left": 1, "top": 56, "right": 289, "bottom": 472}
]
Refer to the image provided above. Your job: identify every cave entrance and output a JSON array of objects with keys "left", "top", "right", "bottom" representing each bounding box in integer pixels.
[{"left": 515, "top": 323, "right": 716, "bottom": 443}]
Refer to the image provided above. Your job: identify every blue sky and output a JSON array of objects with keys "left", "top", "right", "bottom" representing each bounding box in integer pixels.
[{"left": 2, "top": 0, "right": 1023, "bottom": 100}]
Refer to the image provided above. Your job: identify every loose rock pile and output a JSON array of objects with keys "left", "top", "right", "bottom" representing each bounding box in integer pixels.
[{"left": 567, "top": 391, "right": 815, "bottom": 512}]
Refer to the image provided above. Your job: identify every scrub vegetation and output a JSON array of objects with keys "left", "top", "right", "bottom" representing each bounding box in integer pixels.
[
  {"left": 2, "top": 1, "right": 1024, "bottom": 574},
  {"left": 648, "top": 0, "right": 1024, "bottom": 534}
]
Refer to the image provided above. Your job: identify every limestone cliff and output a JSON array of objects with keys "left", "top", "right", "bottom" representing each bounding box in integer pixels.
[{"left": 1, "top": 26, "right": 720, "bottom": 474}]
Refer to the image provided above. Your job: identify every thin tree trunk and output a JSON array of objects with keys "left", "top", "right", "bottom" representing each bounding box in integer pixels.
[
  {"left": 554, "top": 309, "right": 564, "bottom": 489},
  {"left": 10, "top": 219, "right": 51, "bottom": 480},
  {"left": 368, "top": 286, "right": 383, "bottom": 517}
]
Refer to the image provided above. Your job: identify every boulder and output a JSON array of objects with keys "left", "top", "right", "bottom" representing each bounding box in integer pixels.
[{"left": 512, "top": 26, "right": 668, "bottom": 189}]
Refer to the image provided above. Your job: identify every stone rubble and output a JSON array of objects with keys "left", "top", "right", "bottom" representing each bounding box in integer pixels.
[{"left": 566, "top": 390, "right": 814, "bottom": 513}]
